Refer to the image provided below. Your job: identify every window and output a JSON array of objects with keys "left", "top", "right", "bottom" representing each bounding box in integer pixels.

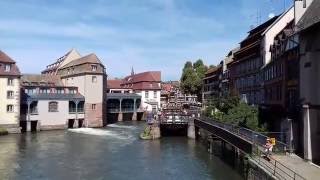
[
  {"left": 92, "top": 104, "right": 96, "bottom": 110},
  {"left": 57, "top": 88, "right": 65, "bottom": 94},
  {"left": 7, "top": 91, "right": 14, "bottom": 99},
  {"left": 48, "top": 101, "right": 58, "bottom": 112},
  {"left": 40, "top": 88, "right": 50, "bottom": 94},
  {"left": 7, "top": 78, "right": 13, "bottom": 86},
  {"left": 154, "top": 91, "right": 157, "bottom": 98},
  {"left": 67, "top": 69, "right": 70, "bottom": 74},
  {"left": 91, "top": 65, "right": 97, "bottom": 71},
  {"left": 69, "top": 89, "right": 76, "bottom": 94},
  {"left": 145, "top": 91, "right": 149, "bottom": 98},
  {"left": 7, "top": 105, "right": 14, "bottom": 112},
  {"left": 5, "top": 64, "right": 11, "bottom": 72},
  {"left": 92, "top": 76, "right": 97, "bottom": 83}
]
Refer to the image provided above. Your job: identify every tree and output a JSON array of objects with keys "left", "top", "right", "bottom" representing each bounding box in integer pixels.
[
  {"left": 224, "top": 102, "right": 265, "bottom": 131},
  {"left": 180, "top": 59, "right": 208, "bottom": 101},
  {"left": 204, "top": 95, "right": 265, "bottom": 131}
]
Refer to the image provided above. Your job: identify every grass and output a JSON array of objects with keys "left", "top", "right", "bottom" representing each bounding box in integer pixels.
[{"left": 0, "top": 127, "right": 9, "bottom": 136}]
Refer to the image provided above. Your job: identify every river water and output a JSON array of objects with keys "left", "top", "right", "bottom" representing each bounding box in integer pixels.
[{"left": 0, "top": 122, "right": 242, "bottom": 180}]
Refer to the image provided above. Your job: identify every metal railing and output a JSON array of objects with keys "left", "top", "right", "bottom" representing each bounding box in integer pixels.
[
  {"left": 69, "top": 108, "right": 84, "bottom": 113},
  {"left": 199, "top": 117, "right": 306, "bottom": 180},
  {"left": 250, "top": 148, "right": 306, "bottom": 180},
  {"left": 200, "top": 117, "right": 289, "bottom": 153}
]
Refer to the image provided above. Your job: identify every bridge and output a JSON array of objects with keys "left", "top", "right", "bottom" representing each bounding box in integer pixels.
[{"left": 194, "top": 117, "right": 306, "bottom": 180}]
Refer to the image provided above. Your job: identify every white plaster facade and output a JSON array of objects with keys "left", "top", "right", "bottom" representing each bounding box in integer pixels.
[
  {"left": 137, "top": 90, "right": 161, "bottom": 111},
  {"left": 0, "top": 77, "right": 20, "bottom": 132},
  {"left": 29, "top": 100, "right": 85, "bottom": 130},
  {"left": 261, "top": 7, "right": 294, "bottom": 65}
]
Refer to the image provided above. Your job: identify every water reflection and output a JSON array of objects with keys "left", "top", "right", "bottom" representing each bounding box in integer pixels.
[{"left": 0, "top": 122, "right": 242, "bottom": 180}]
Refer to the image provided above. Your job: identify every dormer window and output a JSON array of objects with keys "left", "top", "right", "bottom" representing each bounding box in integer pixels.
[
  {"left": 5, "top": 64, "right": 11, "bottom": 72},
  {"left": 91, "top": 65, "right": 97, "bottom": 72}
]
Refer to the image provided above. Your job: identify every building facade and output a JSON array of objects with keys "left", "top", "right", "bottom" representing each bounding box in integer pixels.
[
  {"left": 261, "top": 20, "right": 300, "bottom": 149},
  {"left": 55, "top": 53, "right": 107, "bottom": 127},
  {"left": 106, "top": 79, "right": 142, "bottom": 122},
  {"left": 0, "top": 50, "right": 21, "bottom": 133},
  {"left": 20, "top": 74, "right": 85, "bottom": 131},
  {"left": 121, "top": 71, "right": 162, "bottom": 112},
  {"left": 296, "top": 0, "right": 320, "bottom": 164},
  {"left": 202, "top": 65, "right": 222, "bottom": 105}
]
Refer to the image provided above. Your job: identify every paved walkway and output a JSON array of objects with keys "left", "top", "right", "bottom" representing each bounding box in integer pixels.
[
  {"left": 251, "top": 153, "right": 320, "bottom": 180},
  {"left": 272, "top": 154, "right": 320, "bottom": 180}
]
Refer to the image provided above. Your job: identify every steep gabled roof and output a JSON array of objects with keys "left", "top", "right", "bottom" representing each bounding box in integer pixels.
[
  {"left": 0, "top": 50, "right": 21, "bottom": 76},
  {"left": 42, "top": 48, "right": 81, "bottom": 74},
  {"left": 60, "top": 53, "right": 103, "bottom": 69},
  {"left": 0, "top": 50, "right": 15, "bottom": 63},
  {"left": 296, "top": 0, "right": 320, "bottom": 32}
]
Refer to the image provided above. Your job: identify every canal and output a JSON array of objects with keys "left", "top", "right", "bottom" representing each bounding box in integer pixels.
[{"left": 0, "top": 121, "right": 242, "bottom": 180}]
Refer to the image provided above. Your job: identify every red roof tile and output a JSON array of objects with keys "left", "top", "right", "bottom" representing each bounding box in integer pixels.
[
  {"left": 123, "top": 71, "right": 161, "bottom": 83},
  {"left": 0, "top": 51, "right": 21, "bottom": 76},
  {"left": 107, "top": 79, "right": 124, "bottom": 89},
  {"left": 0, "top": 50, "right": 15, "bottom": 63}
]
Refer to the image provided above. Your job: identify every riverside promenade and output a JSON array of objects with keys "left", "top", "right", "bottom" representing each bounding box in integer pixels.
[
  {"left": 195, "top": 118, "right": 320, "bottom": 180},
  {"left": 273, "top": 154, "right": 320, "bottom": 180}
]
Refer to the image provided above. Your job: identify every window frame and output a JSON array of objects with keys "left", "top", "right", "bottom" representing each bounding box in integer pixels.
[
  {"left": 91, "top": 65, "right": 97, "bottom": 72},
  {"left": 7, "top": 78, "right": 13, "bottom": 86},
  {"left": 92, "top": 76, "right": 97, "bottom": 83},
  {"left": 48, "top": 101, "right": 59, "bottom": 112},
  {"left": 7, "top": 105, "right": 14, "bottom": 113},
  {"left": 5, "top": 64, "right": 11, "bottom": 72},
  {"left": 7, "top": 91, "right": 14, "bottom": 99}
]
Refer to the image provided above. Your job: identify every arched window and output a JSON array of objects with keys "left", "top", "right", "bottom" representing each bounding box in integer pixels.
[{"left": 48, "top": 101, "right": 58, "bottom": 112}]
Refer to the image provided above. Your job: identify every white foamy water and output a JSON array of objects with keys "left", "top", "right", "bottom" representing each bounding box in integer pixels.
[
  {"left": 68, "top": 128, "right": 135, "bottom": 141},
  {"left": 107, "top": 124, "right": 137, "bottom": 129}
]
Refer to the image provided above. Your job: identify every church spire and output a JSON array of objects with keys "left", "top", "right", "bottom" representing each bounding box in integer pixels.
[{"left": 131, "top": 66, "right": 134, "bottom": 76}]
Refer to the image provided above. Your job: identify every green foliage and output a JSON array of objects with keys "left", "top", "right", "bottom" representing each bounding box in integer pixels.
[
  {"left": 204, "top": 96, "right": 265, "bottom": 131},
  {"left": 180, "top": 59, "right": 208, "bottom": 101}
]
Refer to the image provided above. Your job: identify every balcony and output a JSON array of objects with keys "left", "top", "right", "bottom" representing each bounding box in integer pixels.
[{"left": 69, "top": 108, "right": 84, "bottom": 114}]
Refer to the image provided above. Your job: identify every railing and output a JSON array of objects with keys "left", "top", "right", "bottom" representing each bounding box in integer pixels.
[
  {"left": 69, "top": 108, "right": 84, "bottom": 113},
  {"left": 107, "top": 108, "right": 120, "bottom": 113},
  {"left": 251, "top": 148, "right": 305, "bottom": 180},
  {"left": 160, "top": 115, "right": 190, "bottom": 124},
  {"left": 200, "top": 117, "right": 289, "bottom": 153},
  {"left": 199, "top": 117, "right": 305, "bottom": 180}
]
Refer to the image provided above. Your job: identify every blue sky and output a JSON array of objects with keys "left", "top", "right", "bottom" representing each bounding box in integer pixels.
[{"left": 0, "top": 0, "right": 290, "bottom": 80}]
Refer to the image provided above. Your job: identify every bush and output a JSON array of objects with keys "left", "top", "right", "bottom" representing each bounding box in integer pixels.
[
  {"left": 0, "top": 127, "right": 9, "bottom": 136},
  {"left": 204, "top": 95, "right": 266, "bottom": 132}
]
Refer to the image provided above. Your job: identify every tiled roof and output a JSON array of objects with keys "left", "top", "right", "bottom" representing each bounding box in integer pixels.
[
  {"left": 205, "top": 65, "right": 221, "bottom": 75},
  {"left": 296, "top": 0, "right": 320, "bottom": 32},
  {"left": 132, "top": 82, "right": 161, "bottom": 90},
  {"left": 23, "top": 93, "right": 85, "bottom": 101},
  {"left": 0, "top": 50, "right": 15, "bottom": 63},
  {"left": 123, "top": 71, "right": 161, "bottom": 83},
  {"left": 42, "top": 49, "right": 79, "bottom": 73},
  {"left": 0, "top": 50, "right": 21, "bottom": 76},
  {"left": 107, "top": 79, "right": 125, "bottom": 89},
  {"left": 21, "top": 74, "right": 64, "bottom": 86},
  {"left": 61, "top": 53, "right": 103, "bottom": 69}
]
